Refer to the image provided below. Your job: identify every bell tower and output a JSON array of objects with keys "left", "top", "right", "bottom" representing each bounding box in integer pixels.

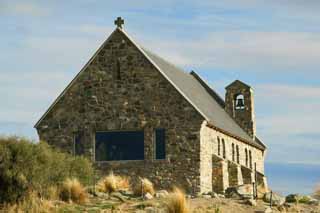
[{"left": 225, "top": 80, "right": 256, "bottom": 138}]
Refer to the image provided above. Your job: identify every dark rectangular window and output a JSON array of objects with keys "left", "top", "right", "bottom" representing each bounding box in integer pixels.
[
  {"left": 155, "top": 129, "right": 166, "bottom": 159},
  {"left": 95, "top": 131, "right": 144, "bottom": 161},
  {"left": 74, "top": 132, "right": 85, "bottom": 155}
]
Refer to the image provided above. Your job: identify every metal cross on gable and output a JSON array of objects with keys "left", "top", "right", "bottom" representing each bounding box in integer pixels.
[{"left": 114, "top": 17, "right": 124, "bottom": 29}]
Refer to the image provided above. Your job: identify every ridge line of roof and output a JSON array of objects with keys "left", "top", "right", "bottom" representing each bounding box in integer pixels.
[
  {"left": 141, "top": 47, "right": 187, "bottom": 75},
  {"left": 120, "top": 29, "right": 211, "bottom": 121},
  {"left": 190, "top": 71, "right": 226, "bottom": 108},
  {"left": 226, "top": 79, "right": 252, "bottom": 89},
  {"left": 140, "top": 42, "right": 265, "bottom": 148}
]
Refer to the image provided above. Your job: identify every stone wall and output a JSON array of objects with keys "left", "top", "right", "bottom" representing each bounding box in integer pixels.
[
  {"left": 200, "top": 123, "right": 265, "bottom": 174},
  {"left": 225, "top": 81, "right": 256, "bottom": 138},
  {"left": 200, "top": 121, "right": 213, "bottom": 193},
  {"left": 200, "top": 121, "right": 266, "bottom": 192},
  {"left": 36, "top": 29, "right": 205, "bottom": 194}
]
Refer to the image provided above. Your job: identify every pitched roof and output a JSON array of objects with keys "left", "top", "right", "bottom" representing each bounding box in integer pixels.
[
  {"left": 226, "top": 80, "right": 252, "bottom": 89},
  {"left": 140, "top": 47, "right": 265, "bottom": 150},
  {"left": 34, "top": 27, "right": 266, "bottom": 150}
]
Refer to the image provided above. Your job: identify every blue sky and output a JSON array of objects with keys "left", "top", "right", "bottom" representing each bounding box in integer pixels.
[{"left": 1, "top": 0, "right": 320, "bottom": 168}]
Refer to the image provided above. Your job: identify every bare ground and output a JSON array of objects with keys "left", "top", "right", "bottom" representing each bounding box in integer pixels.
[{"left": 56, "top": 195, "right": 320, "bottom": 213}]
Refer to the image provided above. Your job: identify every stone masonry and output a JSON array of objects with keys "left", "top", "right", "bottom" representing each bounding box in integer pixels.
[
  {"left": 200, "top": 121, "right": 266, "bottom": 193},
  {"left": 35, "top": 20, "right": 267, "bottom": 195},
  {"left": 36, "top": 29, "right": 205, "bottom": 194},
  {"left": 225, "top": 81, "right": 256, "bottom": 138}
]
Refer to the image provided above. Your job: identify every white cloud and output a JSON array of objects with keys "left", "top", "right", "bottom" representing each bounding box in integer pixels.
[
  {"left": 138, "top": 31, "right": 320, "bottom": 73},
  {"left": 0, "top": 71, "right": 73, "bottom": 124},
  {"left": 256, "top": 84, "right": 320, "bottom": 134},
  {"left": 253, "top": 84, "right": 320, "bottom": 163},
  {"left": 1, "top": 1, "right": 49, "bottom": 16},
  {"left": 257, "top": 84, "right": 320, "bottom": 99}
]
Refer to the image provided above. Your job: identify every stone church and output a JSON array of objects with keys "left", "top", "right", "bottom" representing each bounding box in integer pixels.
[{"left": 35, "top": 18, "right": 267, "bottom": 194}]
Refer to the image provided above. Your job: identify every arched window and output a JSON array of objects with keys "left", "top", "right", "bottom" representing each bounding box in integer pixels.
[
  {"left": 245, "top": 148, "right": 248, "bottom": 167},
  {"left": 232, "top": 143, "right": 235, "bottom": 161},
  {"left": 222, "top": 139, "right": 226, "bottom": 159},
  {"left": 217, "top": 137, "right": 221, "bottom": 156},
  {"left": 236, "top": 145, "right": 240, "bottom": 163},
  {"left": 249, "top": 150, "right": 252, "bottom": 169},
  {"left": 235, "top": 94, "right": 245, "bottom": 110}
]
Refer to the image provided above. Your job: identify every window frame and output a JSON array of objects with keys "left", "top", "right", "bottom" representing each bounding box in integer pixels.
[
  {"left": 245, "top": 148, "right": 248, "bottom": 167},
  {"left": 249, "top": 150, "right": 252, "bottom": 169},
  {"left": 74, "top": 131, "right": 85, "bottom": 156},
  {"left": 236, "top": 145, "right": 240, "bottom": 164},
  {"left": 232, "top": 143, "right": 235, "bottom": 162},
  {"left": 154, "top": 128, "right": 166, "bottom": 160},
  {"left": 222, "top": 139, "right": 226, "bottom": 159},
  {"left": 94, "top": 130, "right": 145, "bottom": 162},
  {"left": 217, "top": 137, "right": 221, "bottom": 156}
]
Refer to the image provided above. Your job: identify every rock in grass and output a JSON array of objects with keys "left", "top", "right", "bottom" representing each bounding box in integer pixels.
[
  {"left": 284, "top": 202, "right": 294, "bottom": 208},
  {"left": 264, "top": 207, "right": 273, "bottom": 213},
  {"left": 225, "top": 184, "right": 253, "bottom": 199},
  {"left": 217, "top": 194, "right": 225, "bottom": 198},
  {"left": 263, "top": 192, "right": 285, "bottom": 206},
  {"left": 225, "top": 187, "right": 242, "bottom": 199},
  {"left": 155, "top": 190, "right": 169, "bottom": 198},
  {"left": 145, "top": 207, "right": 158, "bottom": 213},
  {"left": 308, "top": 198, "right": 319, "bottom": 205},
  {"left": 110, "top": 192, "right": 127, "bottom": 202},
  {"left": 277, "top": 205, "right": 286, "bottom": 212},
  {"left": 246, "top": 198, "right": 257, "bottom": 206},
  {"left": 210, "top": 192, "right": 219, "bottom": 198},
  {"left": 144, "top": 192, "right": 154, "bottom": 200}
]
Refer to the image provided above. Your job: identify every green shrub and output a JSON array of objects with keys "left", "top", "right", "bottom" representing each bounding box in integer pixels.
[
  {"left": 0, "top": 136, "right": 94, "bottom": 203},
  {"left": 298, "top": 195, "right": 312, "bottom": 204}
]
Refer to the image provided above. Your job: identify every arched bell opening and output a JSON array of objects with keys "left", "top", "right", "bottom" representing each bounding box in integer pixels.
[{"left": 234, "top": 94, "right": 245, "bottom": 110}]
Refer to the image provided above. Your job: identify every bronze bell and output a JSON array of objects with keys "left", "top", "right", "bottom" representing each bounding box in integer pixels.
[{"left": 236, "top": 98, "right": 244, "bottom": 108}]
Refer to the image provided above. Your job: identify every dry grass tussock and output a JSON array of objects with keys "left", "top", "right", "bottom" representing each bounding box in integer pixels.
[
  {"left": 44, "top": 186, "right": 59, "bottom": 201},
  {"left": 96, "top": 173, "right": 130, "bottom": 193},
  {"left": 59, "top": 178, "right": 88, "bottom": 204},
  {"left": 133, "top": 177, "right": 155, "bottom": 196},
  {"left": 2, "top": 192, "right": 55, "bottom": 213},
  {"left": 165, "top": 187, "right": 188, "bottom": 213}
]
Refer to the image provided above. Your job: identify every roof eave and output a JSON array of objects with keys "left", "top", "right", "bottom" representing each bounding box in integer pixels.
[
  {"left": 225, "top": 79, "right": 251, "bottom": 90},
  {"left": 206, "top": 122, "right": 266, "bottom": 151}
]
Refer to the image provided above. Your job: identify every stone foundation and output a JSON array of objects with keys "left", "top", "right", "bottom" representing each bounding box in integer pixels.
[{"left": 211, "top": 157, "right": 269, "bottom": 194}]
